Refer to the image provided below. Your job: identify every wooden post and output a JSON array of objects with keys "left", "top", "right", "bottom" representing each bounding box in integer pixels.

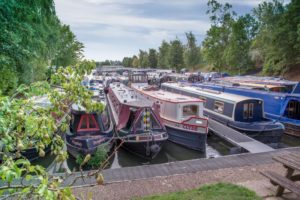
[{"left": 275, "top": 167, "right": 295, "bottom": 196}]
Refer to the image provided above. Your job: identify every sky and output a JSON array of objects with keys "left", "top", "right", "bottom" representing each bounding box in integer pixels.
[{"left": 54, "top": 0, "right": 268, "bottom": 61}]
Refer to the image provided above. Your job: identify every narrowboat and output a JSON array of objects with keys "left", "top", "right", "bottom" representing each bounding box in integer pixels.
[
  {"left": 106, "top": 82, "right": 168, "bottom": 159},
  {"left": 216, "top": 76, "right": 300, "bottom": 94},
  {"left": 131, "top": 83, "right": 208, "bottom": 152},
  {"left": 192, "top": 82, "right": 300, "bottom": 137},
  {"left": 161, "top": 82, "right": 285, "bottom": 145},
  {"left": 66, "top": 104, "right": 114, "bottom": 158}
]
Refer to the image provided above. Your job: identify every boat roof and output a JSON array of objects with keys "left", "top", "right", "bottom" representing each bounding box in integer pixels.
[
  {"left": 135, "top": 85, "right": 203, "bottom": 104},
  {"left": 109, "top": 82, "right": 153, "bottom": 107},
  {"left": 162, "top": 82, "right": 259, "bottom": 103}
]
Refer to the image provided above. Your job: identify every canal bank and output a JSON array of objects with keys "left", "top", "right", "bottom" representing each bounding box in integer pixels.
[{"left": 71, "top": 147, "right": 300, "bottom": 200}]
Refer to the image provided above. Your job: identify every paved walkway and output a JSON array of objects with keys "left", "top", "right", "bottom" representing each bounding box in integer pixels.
[
  {"left": 72, "top": 162, "right": 298, "bottom": 200},
  {"left": 64, "top": 147, "right": 300, "bottom": 186},
  {"left": 69, "top": 147, "right": 300, "bottom": 200}
]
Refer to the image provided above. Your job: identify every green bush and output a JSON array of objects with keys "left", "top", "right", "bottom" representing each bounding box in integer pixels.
[{"left": 76, "top": 145, "right": 108, "bottom": 169}]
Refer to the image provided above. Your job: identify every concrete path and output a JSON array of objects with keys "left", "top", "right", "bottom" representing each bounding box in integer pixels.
[{"left": 71, "top": 147, "right": 300, "bottom": 200}]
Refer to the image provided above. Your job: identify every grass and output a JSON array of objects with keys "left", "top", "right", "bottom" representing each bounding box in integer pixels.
[{"left": 137, "top": 183, "right": 262, "bottom": 200}]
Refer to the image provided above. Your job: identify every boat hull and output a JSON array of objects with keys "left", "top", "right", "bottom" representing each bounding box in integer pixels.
[
  {"left": 66, "top": 140, "right": 113, "bottom": 159},
  {"left": 206, "top": 111, "right": 284, "bottom": 145},
  {"left": 66, "top": 134, "right": 114, "bottom": 158},
  {"left": 165, "top": 125, "right": 207, "bottom": 152},
  {"left": 121, "top": 139, "right": 166, "bottom": 159}
]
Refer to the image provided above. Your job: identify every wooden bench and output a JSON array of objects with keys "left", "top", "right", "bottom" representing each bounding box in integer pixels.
[
  {"left": 261, "top": 171, "right": 300, "bottom": 197},
  {"left": 261, "top": 152, "right": 300, "bottom": 197}
]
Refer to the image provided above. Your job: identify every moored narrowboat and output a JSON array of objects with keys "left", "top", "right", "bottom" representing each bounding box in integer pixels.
[
  {"left": 130, "top": 75, "right": 208, "bottom": 152},
  {"left": 66, "top": 104, "right": 114, "bottom": 158},
  {"left": 106, "top": 82, "right": 168, "bottom": 159},
  {"left": 191, "top": 82, "right": 300, "bottom": 137},
  {"left": 161, "top": 82, "right": 284, "bottom": 145}
]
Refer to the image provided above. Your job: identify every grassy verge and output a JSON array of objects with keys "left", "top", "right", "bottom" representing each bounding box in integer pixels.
[{"left": 137, "top": 183, "right": 262, "bottom": 200}]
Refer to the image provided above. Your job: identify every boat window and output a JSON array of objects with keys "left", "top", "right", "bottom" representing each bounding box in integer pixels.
[
  {"left": 182, "top": 105, "right": 198, "bottom": 117},
  {"left": 285, "top": 100, "right": 300, "bottom": 120},
  {"left": 150, "top": 114, "right": 160, "bottom": 129},
  {"left": 77, "top": 114, "right": 100, "bottom": 132},
  {"left": 214, "top": 101, "right": 224, "bottom": 114},
  {"left": 80, "top": 116, "right": 88, "bottom": 129},
  {"left": 134, "top": 116, "right": 143, "bottom": 130},
  {"left": 243, "top": 103, "right": 254, "bottom": 119},
  {"left": 89, "top": 116, "right": 97, "bottom": 128},
  {"left": 249, "top": 103, "right": 254, "bottom": 118},
  {"left": 243, "top": 104, "right": 249, "bottom": 119}
]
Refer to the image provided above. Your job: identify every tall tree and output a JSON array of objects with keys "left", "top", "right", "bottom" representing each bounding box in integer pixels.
[
  {"left": 252, "top": 0, "right": 300, "bottom": 75},
  {"left": 122, "top": 57, "right": 133, "bottom": 67},
  {"left": 202, "top": 0, "right": 235, "bottom": 72},
  {"left": 169, "top": 39, "right": 184, "bottom": 71},
  {"left": 158, "top": 40, "right": 170, "bottom": 68},
  {"left": 0, "top": 0, "right": 83, "bottom": 94},
  {"left": 185, "top": 32, "right": 200, "bottom": 69},
  {"left": 132, "top": 55, "right": 139, "bottom": 68},
  {"left": 223, "top": 14, "right": 257, "bottom": 74},
  {"left": 138, "top": 50, "right": 149, "bottom": 68},
  {"left": 148, "top": 49, "right": 158, "bottom": 68}
]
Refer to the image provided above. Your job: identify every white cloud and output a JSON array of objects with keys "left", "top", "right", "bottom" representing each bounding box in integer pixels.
[{"left": 54, "top": 0, "right": 265, "bottom": 60}]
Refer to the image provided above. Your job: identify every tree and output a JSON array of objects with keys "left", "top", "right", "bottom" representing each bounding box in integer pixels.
[
  {"left": 0, "top": 0, "right": 83, "bottom": 94},
  {"left": 158, "top": 40, "right": 170, "bottom": 68},
  {"left": 51, "top": 25, "right": 84, "bottom": 67},
  {"left": 184, "top": 32, "right": 200, "bottom": 70},
  {"left": 148, "top": 49, "right": 158, "bottom": 68},
  {"left": 202, "top": 0, "right": 235, "bottom": 72},
  {"left": 132, "top": 55, "right": 139, "bottom": 68},
  {"left": 252, "top": 0, "right": 300, "bottom": 75},
  {"left": 223, "top": 14, "right": 257, "bottom": 74},
  {"left": 0, "top": 61, "right": 106, "bottom": 199},
  {"left": 169, "top": 39, "right": 185, "bottom": 71},
  {"left": 122, "top": 57, "right": 133, "bottom": 67},
  {"left": 138, "top": 50, "right": 149, "bottom": 68}
]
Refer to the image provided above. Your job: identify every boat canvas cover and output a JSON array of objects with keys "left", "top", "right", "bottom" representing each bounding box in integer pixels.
[{"left": 116, "top": 104, "right": 130, "bottom": 131}]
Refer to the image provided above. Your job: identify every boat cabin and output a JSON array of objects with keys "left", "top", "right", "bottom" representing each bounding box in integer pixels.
[
  {"left": 69, "top": 104, "right": 112, "bottom": 136},
  {"left": 107, "top": 82, "right": 164, "bottom": 134},
  {"left": 161, "top": 82, "right": 265, "bottom": 123}
]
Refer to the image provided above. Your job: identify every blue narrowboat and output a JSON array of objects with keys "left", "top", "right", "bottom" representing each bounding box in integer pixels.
[
  {"left": 161, "top": 82, "right": 284, "bottom": 145},
  {"left": 191, "top": 82, "right": 300, "bottom": 137}
]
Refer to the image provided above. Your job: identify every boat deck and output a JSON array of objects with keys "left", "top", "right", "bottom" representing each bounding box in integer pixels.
[
  {"left": 133, "top": 84, "right": 203, "bottom": 103},
  {"left": 208, "top": 119, "right": 274, "bottom": 153},
  {"left": 109, "top": 82, "right": 152, "bottom": 107}
]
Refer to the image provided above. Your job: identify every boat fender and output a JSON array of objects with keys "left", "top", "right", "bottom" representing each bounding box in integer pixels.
[{"left": 150, "top": 144, "right": 161, "bottom": 154}]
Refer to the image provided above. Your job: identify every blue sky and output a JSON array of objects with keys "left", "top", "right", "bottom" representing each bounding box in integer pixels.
[{"left": 54, "top": 0, "right": 268, "bottom": 61}]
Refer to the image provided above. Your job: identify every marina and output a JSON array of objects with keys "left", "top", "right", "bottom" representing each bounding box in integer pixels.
[{"left": 33, "top": 68, "right": 300, "bottom": 172}]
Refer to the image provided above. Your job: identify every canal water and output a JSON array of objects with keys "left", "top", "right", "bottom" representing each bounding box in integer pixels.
[{"left": 34, "top": 133, "right": 300, "bottom": 171}]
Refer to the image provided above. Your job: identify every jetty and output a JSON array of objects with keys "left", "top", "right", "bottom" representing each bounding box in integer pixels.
[{"left": 208, "top": 119, "right": 274, "bottom": 153}]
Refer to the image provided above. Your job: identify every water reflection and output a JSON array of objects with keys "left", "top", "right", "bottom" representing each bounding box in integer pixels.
[
  {"left": 37, "top": 133, "right": 300, "bottom": 171},
  {"left": 110, "top": 134, "right": 232, "bottom": 169}
]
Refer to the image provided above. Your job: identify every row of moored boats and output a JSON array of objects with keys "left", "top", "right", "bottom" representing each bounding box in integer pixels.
[{"left": 65, "top": 71, "right": 299, "bottom": 160}]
